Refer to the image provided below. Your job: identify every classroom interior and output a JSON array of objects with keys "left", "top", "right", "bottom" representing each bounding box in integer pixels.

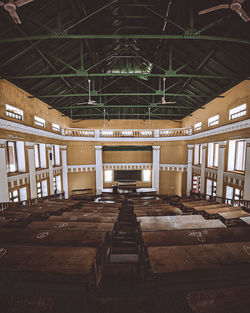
[{"left": 0, "top": 0, "right": 250, "bottom": 312}]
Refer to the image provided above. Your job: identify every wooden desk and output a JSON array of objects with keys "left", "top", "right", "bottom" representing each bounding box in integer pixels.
[
  {"left": 193, "top": 203, "right": 230, "bottom": 215},
  {"left": 0, "top": 293, "right": 54, "bottom": 313},
  {"left": 142, "top": 228, "right": 250, "bottom": 247},
  {"left": 49, "top": 214, "right": 117, "bottom": 224},
  {"left": 187, "top": 286, "right": 250, "bottom": 313},
  {"left": 61, "top": 212, "right": 118, "bottom": 218},
  {"left": 135, "top": 208, "right": 182, "bottom": 217},
  {"left": 27, "top": 221, "right": 114, "bottom": 232},
  {"left": 240, "top": 216, "right": 250, "bottom": 226},
  {"left": 138, "top": 216, "right": 226, "bottom": 232},
  {"left": 219, "top": 210, "right": 250, "bottom": 225},
  {"left": 73, "top": 208, "right": 119, "bottom": 214},
  {"left": 204, "top": 206, "right": 242, "bottom": 219},
  {"left": 0, "top": 220, "right": 9, "bottom": 228},
  {"left": 148, "top": 242, "right": 250, "bottom": 288},
  {"left": 0, "top": 245, "right": 96, "bottom": 284}
]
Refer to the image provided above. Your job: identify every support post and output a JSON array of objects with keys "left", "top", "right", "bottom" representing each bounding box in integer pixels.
[
  {"left": 216, "top": 141, "right": 226, "bottom": 199},
  {"left": 47, "top": 144, "right": 54, "bottom": 196},
  {"left": 187, "top": 145, "right": 194, "bottom": 196},
  {"left": 26, "top": 142, "right": 37, "bottom": 199},
  {"left": 95, "top": 146, "right": 103, "bottom": 195},
  {"left": 0, "top": 139, "right": 9, "bottom": 202},
  {"left": 152, "top": 146, "right": 160, "bottom": 194},
  {"left": 61, "top": 146, "right": 69, "bottom": 199},
  {"left": 200, "top": 143, "right": 207, "bottom": 195},
  {"left": 243, "top": 140, "right": 250, "bottom": 201}
]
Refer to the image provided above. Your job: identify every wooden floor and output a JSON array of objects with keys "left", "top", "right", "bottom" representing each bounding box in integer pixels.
[{"left": 0, "top": 194, "right": 250, "bottom": 313}]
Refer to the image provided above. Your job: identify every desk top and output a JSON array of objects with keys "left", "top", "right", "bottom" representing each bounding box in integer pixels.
[
  {"left": 240, "top": 216, "right": 250, "bottom": 225},
  {"left": 148, "top": 242, "right": 250, "bottom": 275},
  {"left": 193, "top": 204, "right": 230, "bottom": 212},
  {"left": 0, "top": 245, "right": 96, "bottom": 282},
  {"left": 27, "top": 221, "right": 114, "bottom": 232},
  {"left": 142, "top": 228, "right": 250, "bottom": 247},
  {"left": 204, "top": 206, "right": 242, "bottom": 215},
  {"left": 139, "top": 216, "right": 226, "bottom": 231},
  {"left": 219, "top": 210, "right": 250, "bottom": 220},
  {"left": 0, "top": 228, "right": 107, "bottom": 247},
  {"left": 48, "top": 215, "right": 116, "bottom": 223},
  {"left": 187, "top": 286, "right": 250, "bottom": 313}
]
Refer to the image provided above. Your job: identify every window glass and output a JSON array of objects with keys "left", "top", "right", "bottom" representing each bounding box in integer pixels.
[
  {"left": 229, "top": 104, "right": 246, "bottom": 120},
  {"left": 6, "top": 104, "right": 23, "bottom": 120},
  {"left": 34, "top": 144, "right": 40, "bottom": 168},
  {"left": 104, "top": 170, "right": 112, "bottom": 183},
  {"left": 6, "top": 141, "right": 18, "bottom": 172},
  {"left": 34, "top": 116, "right": 45, "bottom": 128},
  {"left": 194, "top": 145, "right": 199, "bottom": 165},
  {"left": 208, "top": 114, "right": 219, "bottom": 127},
  {"left": 143, "top": 169, "right": 151, "bottom": 182},
  {"left": 206, "top": 179, "right": 212, "bottom": 196},
  {"left": 52, "top": 123, "right": 60, "bottom": 132},
  {"left": 194, "top": 122, "right": 202, "bottom": 131}
]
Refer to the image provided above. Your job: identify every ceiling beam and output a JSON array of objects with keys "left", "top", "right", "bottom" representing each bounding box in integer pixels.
[{"left": 0, "top": 35, "right": 250, "bottom": 45}]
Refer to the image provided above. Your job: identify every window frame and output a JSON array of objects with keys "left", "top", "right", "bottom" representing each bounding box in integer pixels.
[
  {"left": 229, "top": 104, "right": 246, "bottom": 120},
  {"left": 208, "top": 114, "right": 219, "bottom": 127},
  {"left": 104, "top": 170, "right": 113, "bottom": 183},
  {"left": 9, "top": 189, "right": 20, "bottom": 202},
  {"left": 37, "top": 181, "right": 42, "bottom": 198},
  {"left": 194, "top": 122, "right": 202, "bottom": 131},
  {"left": 52, "top": 123, "right": 60, "bottom": 132},
  {"left": 34, "top": 144, "right": 41, "bottom": 169},
  {"left": 234, "top": 140, "right": 246, "bottom": 172},
  {"left": 34, "top": 116, "right": 46, "bottom": 128},
  {"left": 6, "top": 141, "right": 18, "bottom": 173},
  {"left": 6, "top": 104, "right": 23, "bottom": 121},
  {"left": 207, "top": 143, "right": 219, "bottom": 168},
  {"left": 142, "top": 169, "right": 151, "bottom": 182}
]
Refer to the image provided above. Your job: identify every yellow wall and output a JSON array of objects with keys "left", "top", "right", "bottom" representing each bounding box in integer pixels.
[
  {"left": 0, "top": 79, "right": 71, "bottom": 131},
  {"left": 182, "top": 80, "right": 250, "bottom": 132},
  {"left": 103, "top": 151, "right": 152, "bottom": 163},
  {"left": 68, "top": 172, "right": 96, "bottom": 194},
  {"left": 159, "top": 171, "right": 185, "bottom": 196}
]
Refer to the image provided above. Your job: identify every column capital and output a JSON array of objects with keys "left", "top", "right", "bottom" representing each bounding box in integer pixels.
[
  {"left": 217, "top": 141, "right": 227, "bottom": 148},
  {"left": 201, "top": 143, "right": 207, "bottom": 149},
  {"left": 187, "top": 144, "right": 194, "bottom": 149},
  {"left": 25, "top": 142, "right": 35, "bottom": 149},
  {"left": 245, "top": 138, "right": 250, "bottom": 148},
  {"left": 46, "top": 144, "right": 53, "bottom": 150},
  {"left": 152, "top": 145, "right": 160, "bottom": 151},
  {"left": 60, "top": 145, "right": 67, "bottom": 150},
  {"left": 95, "top": 145, "right": 103, "bottom": 150},
  {"left": 0, "top": 139, "right": 6, "bottom": 148}
]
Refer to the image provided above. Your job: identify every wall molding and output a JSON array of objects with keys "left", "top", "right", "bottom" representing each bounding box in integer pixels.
[
  {"left": 103, "top": 163, "right": 152, "bottom": 170},
  {"left": 205, "top": 167, "right": 217, "bottom": 180},
  {"left": 7, "top": 172, "right": 30, "bottom": 188},
  {"left": 0, "top": 117, "right": 249, "bottom": 143},
  {"left": 223, "top": 171, "right": 244, "bottom": 186},
  {"left": 160, "top": 164, "right": 187, "bottom": 171},
  {"left": 67, "top": 165, "right": 96, "bottom": 173}
]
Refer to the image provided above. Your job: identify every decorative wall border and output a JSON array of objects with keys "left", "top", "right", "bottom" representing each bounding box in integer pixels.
[
  {"left": 205, "top": 168, "right": 217, "bottom": 180},
  {"left": 0, "top": 117, "right": 249, "bottom": 143},
  {"left": 53, "top": 166, "right": 62, "bottom": 176},
  {"left": 67, "top": 165, "right": 96, "bottom": 173},
  {"left": 160, "top": 164, "right": 187, "bottom": 171},
  {"left": 7, "top": 172, "right": 30, "bottom": 188},
  {"left": 103, "top": 163, "right": 152, "bottom": 170},
  {"left": 223, "top": 171, "right": 244, "bottom": 187},
  {"left": 35, "top": 169, "right": 49, "bottom": 181},
  {"left": 192, "top": 165, "right": 201, "bottom": 175}
]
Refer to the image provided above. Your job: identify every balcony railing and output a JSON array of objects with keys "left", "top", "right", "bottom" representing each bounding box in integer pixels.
[{"left": 62, "top": 127, "right": 192, "bottom": 138}]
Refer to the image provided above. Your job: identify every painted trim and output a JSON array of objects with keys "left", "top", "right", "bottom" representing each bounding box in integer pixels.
[
  {"left": 0, "top": 117, "right": 249, "bottom": 143},
  {"left": 7, "top": 172, "right": 30, "bottom": 188},
  {"left": 103, "top": 163, "right": 152, "bottom": 170},
  {"left": 67, "top": 165, "right": 96, "bottom": 173},
  {"left": 160, "top": 164, "right": 187, "bottom": 171}
]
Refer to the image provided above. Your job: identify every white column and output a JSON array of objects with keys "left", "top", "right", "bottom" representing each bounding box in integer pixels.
[
  {"left": 95, "top": 146, "right": 103, "bottom": 195},
  {"left": 152, "top": 146, "right": 160, "bottom": 194},
  {"left": 47, "top": 144, "right": 54, "bottom": 196},
  {"left": 0, "top": 139, "right": 9, "bottom": 202},
  {"left": 200, "top": 143, "right": 207, "bottom": 194},
  {"left": 61, "top": 146, "right": 69, "bottom": 199},
  {"left": 186, "top": 145, "right": 194, "bottom": 196},
  {"left": 216, "top": 141, "right": 226, "bottom": 198},
  {"left": 243, "top": 139, "right": 250, "bottom": 201},
  {"left": 26, "top": 142, "right": 37, "bottom": 199}
]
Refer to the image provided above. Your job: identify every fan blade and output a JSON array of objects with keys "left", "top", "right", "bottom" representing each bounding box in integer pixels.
[
  {"left": 164, "top": 101, "right": 177, "bottom": 104},
  {"left": 232, "top": 0, "right": 245, "bottom": 4},
  {"left": 9, "top": 10, "right": 21, "bottom": 24},
  {"left": 236, "top": 8, "right": 250, "bottom": 22},
  {"left": 198, "top": 4, "right": 229, "bottom": 15},
  {"left": 15, "top": 0, "right": 34, "bottom": 7},
  {"left": 0, "top": 2, "right": 4, "bottom": 6}
]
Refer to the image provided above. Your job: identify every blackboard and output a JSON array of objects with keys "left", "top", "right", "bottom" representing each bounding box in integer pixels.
[{"left": 114, "top": 170, "right": 141, "bottom": 181}]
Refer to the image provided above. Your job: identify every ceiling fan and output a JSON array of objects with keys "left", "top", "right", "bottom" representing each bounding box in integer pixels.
[
  {"left": 154, "top": 78, "right": 176, "bottom": 105},
  {"left": 0, "top": 0, "right": 34, "bottom": 24},
  {"left": 198, "top": 0, "right": 250, "bottom": 22},
  {"left": 77, "top": 79, "right": 98, "bottom": 105}
]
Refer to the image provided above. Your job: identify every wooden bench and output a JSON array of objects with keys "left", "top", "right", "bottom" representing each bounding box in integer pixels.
[
  {"left": 71, "top": 188, "right": 95, "bottom": 201},
  {"left": 48, "top": 214, "right": 117, "bottom": 224},
  {"left": 192, "top": 203, "right": 230, "bottom": 215}
]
